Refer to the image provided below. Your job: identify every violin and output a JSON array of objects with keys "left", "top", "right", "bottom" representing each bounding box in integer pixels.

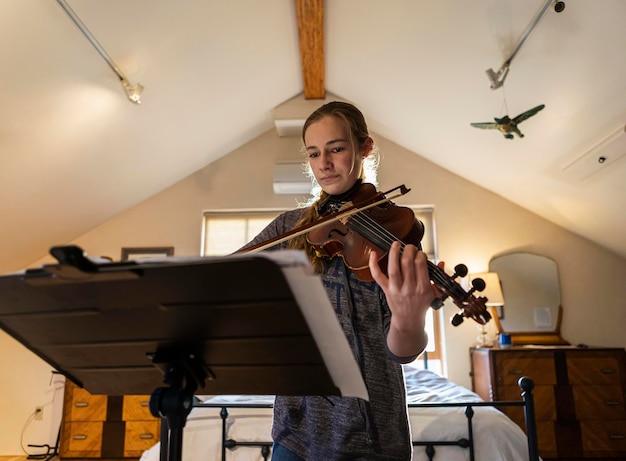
[
  {"left": 307, "top": 182, "right": 491, "bottom": 326},
  {"left": 307, "top": 182, "right": 423, "bottom": 282},
  {"left": 240, "top": 182, "right": 491, "bottom": 326}
]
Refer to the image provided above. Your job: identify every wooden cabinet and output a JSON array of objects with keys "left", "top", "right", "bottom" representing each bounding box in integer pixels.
[
  {"left": 470, "top": 346, "right": 626, "bottom": 460},
  {"left": 60, "top": 380, "right": 160, "bottom": 459}
]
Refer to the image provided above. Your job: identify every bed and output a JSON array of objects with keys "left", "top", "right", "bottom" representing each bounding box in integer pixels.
[{"left": 140, "top": 365, "right": 540, "bottom": 461}]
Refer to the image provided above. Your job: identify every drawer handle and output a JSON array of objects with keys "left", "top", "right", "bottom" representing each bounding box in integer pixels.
[
  {"left": 609, "top": 433, "right": 624, "bottom": 440},
  {"left": 72, "top": 434, "right": 88, "bottom": 441},
  {"left": 140, "top": 401, "right": 150, "bottom": 407},
  {"left": 600, "top": 368, "right": 616, "bottom": 374},
  {"left": 139, "top": 433, "right": 155, "bottom": 440},
  {"left": 604, "top": 400, "right": 620, "bottom": 406},
  {"left": 509, "top": 369, "right": 523, "bottom": 375},
  {"left": 74, "top": 402, "right": 89, "bottom": 408}
]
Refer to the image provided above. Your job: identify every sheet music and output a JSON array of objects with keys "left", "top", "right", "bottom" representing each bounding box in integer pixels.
[{"left": 259, "top": 251, "right": 369, "bottom": 401}]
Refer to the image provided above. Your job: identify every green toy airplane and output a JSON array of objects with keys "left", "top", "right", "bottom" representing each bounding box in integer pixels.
[{"left": 471, "top": 104, "right": 545, "bottom": 139}]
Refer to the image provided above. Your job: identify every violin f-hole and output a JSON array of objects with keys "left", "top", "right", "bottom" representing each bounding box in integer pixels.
[{"left": 328, "top": 228, "right": 349, "bottom": 239}]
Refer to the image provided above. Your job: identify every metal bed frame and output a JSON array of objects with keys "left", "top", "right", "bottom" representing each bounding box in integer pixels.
[{"left": 192, "top": 376, "right": 539, "bottom": 461}]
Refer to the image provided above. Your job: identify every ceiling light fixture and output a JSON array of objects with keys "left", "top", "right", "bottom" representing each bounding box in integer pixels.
[
  {"left": 55, "top": 0, "right": 143, "bottom": 104},
  {"left": 486, "top": 0, "right": 559, "bottom": 90}
]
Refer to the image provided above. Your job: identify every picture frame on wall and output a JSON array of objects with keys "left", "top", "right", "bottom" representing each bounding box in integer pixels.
[{"left": 121, "top": 246, "right": 174, "bottom": 261}]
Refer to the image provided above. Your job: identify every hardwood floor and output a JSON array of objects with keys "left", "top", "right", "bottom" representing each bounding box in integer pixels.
[
  {"left": 0, "top": 457, "right": 52, "bottom": 461},
  {"left": 0, "top": 458, "right": 137, "bottom": 461}
]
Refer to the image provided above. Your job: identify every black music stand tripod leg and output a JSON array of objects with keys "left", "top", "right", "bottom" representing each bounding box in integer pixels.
[{"left": 148, "top": 349, "right": 211, "bottom": 461}]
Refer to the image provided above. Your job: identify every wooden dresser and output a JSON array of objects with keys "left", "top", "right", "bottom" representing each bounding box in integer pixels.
[
  {"left": 60, "top": 380, "right": 161, "bottom": 459},
  {"left": 470, "top": 345, "right": 626, "bottom": 460}
]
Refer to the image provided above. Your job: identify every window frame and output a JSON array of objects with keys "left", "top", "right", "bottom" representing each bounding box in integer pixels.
[{"left": 201, "top": 208, "right": 288, "bottom": 257}]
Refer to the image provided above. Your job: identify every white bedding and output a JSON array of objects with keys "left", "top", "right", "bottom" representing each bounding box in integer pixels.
[
  {"left": 140, "top": 367, "right": 537, "bottom": 461},
  {"left": 404, "top": 367, "right": 536, "bottom": 461}
]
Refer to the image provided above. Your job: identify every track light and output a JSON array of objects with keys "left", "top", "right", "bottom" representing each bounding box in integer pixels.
[
  {"left": 485, "top": 0, "right": 556, "bottom": 90},
  {"left": 56, "top": 0, "right": 144, "bottom": 104},
  {"left": 121, "top": 79, "right": 144, "bottom": 104}
]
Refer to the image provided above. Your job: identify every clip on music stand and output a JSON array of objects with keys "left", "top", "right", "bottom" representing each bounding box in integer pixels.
[{"left": 0, "top": 245, "right": 364, "bottom": 461}]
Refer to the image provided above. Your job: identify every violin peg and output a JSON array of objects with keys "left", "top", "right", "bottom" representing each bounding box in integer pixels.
[
  {"left": 471, "top": 277, "right": 486, "bottom": 292},
  {"left": 430, "top": 297, "right": 446, "bottom": 310},
  {"left": 478, "top": 309, "right": 492, "bottom": 324},
  {"left": 469, "top": 309, "right": 492, "bottom": 325},
  {"left": 426, "top": 259, "right": 489, "bottom": 327},
  {"left": 452, "top": 264, "right": 468, "bottom": 279},
  {"left": 451, "top": 313, "right": 465, "bottom": 326}
]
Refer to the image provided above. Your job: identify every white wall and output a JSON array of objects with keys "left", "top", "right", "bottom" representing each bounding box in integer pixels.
[
  {"left": 0, "top": 333, "right": 66, "bottom": 457},
  {"left": 2, "top": 128, "right": 625, "bottom": 454}
]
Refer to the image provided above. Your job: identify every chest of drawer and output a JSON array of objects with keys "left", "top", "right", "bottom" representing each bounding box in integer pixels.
[
  {"left": 471, "top": 346, "right": 626, "bottom": 460},
  {"left": 580, "top": 420, "right": 626, "bottom": 453},
  {"left": 501, "top": 384, "right": 556, "bottom": 421},
  {"left": 124, "top": 421, "right": 160, "bottom": 457},
  {"left": 122, "top": 395, "right": 161, "bottom": 457},
  {"left": 67, "top": 387, "right": 107, "bottom": 421},
  {"left": 498, "top": 357, "right": 556, "bottom": 385},
  {"left": 61, "top": 380, "right": 161, "bottom": 459},
  {"left": 568, "top": 357, "right": 623, "bottom": 384},
  {"left": 123, "top": 395, "right": 154, "bottom": 420},
  {"left": 572, "top": 385, "right": 626, "bottom": 420},
  {"left": 61, "top": 421, "right": 104, "bottom": 456}
]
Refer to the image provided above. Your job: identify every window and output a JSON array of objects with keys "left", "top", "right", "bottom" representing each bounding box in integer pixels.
[
  {"left": 202, "top": 210, "right": 282, "bottom": 256},
  {"left": 407, "top": 207, "right": 443, "bottom": 373},
  {"left": 202, "top": 206, "right": 443, "bottom": 372}
]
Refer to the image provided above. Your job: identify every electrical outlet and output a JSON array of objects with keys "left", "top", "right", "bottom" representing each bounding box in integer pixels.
[{"left": 35, "top": 406, "right": 44, "bottom": 420}]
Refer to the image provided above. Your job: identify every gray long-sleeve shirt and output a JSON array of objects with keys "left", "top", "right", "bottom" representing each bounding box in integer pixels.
[{"left": 245, "top": 208, "right": 413, "bottom": 460}]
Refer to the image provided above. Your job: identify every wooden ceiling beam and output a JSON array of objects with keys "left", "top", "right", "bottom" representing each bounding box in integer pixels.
[{"left": 295, "top": 0, "right": 325, "bottom": 99}]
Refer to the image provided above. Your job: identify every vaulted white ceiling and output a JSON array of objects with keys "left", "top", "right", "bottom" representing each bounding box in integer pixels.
[{"left": 1, "top": 0, "right": 625, "bottom": 272}]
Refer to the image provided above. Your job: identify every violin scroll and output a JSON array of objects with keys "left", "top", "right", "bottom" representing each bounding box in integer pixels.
[{"left": 428, "top": 262, "right": 492, "bottom": 326}]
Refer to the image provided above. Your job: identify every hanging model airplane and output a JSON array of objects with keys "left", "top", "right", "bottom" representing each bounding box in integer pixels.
[{"left": 470, "top": 104, "right": 545, "bottom": 139}]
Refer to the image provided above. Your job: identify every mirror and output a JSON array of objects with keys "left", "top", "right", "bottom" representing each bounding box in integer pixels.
[{"left": 489, "top": 252, "right": 568, "bottom": 345}]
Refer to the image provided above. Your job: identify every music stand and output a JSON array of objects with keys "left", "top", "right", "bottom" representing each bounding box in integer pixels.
[{"left": 0, "top": 245, "right": 367, "bottom": 461}]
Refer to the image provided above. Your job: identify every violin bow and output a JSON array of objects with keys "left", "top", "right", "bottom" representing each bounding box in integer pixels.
[{"left": 238, "top": 185, "right": 411, "bottom": 254}]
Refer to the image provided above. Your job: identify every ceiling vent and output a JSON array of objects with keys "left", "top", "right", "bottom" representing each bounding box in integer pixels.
[
  {"left": 561, "top": 125, "right": 626, "bottom": 181},
  {"left": 273, "top": 162, "right": 312, "bottom": 194}
]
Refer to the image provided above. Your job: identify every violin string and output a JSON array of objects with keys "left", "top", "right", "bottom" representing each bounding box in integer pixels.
[
  {"left": 348, "top": 211, "right": 403, "bottom": 251},
  {"left": 347, "top": 208, "right": 483, "bottom": 320},
  {"left": 348, "top": 210, "right": 466, "bottom": 298},
  {"left": 348, "top": 211, "right": 447, "bottom": 284}
]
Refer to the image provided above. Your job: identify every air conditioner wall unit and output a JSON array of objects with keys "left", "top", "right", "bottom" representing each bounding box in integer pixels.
[
  {"left": 274, "top": 119, "right": 305, "bottom": 137},
  {"left": 273, "top": 162, "right": 312, "bottom": 194},
  {"left": 272, "top": 92, "right": 344, "bottom": 137}
]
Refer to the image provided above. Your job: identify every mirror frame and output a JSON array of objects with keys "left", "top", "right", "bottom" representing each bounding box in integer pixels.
[
  {"left": 491, "top": 305, "right": 569, "bottom": 345},
  {"left": 489, "top": 251, "right": 569, "bottom": 346}
]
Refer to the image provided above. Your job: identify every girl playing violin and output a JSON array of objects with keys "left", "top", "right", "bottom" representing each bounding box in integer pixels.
[{"left": 243, "top": 101, "right": 440, "bottom": 460}]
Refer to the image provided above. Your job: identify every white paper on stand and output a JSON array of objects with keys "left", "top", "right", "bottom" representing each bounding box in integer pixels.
[{"left": 258, "top": 251, "right": 369, "bottom": 401}]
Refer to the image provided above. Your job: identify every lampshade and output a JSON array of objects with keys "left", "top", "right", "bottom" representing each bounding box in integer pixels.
[{"left": 469, "top": 272, "right": 505, "bottom": 306}]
